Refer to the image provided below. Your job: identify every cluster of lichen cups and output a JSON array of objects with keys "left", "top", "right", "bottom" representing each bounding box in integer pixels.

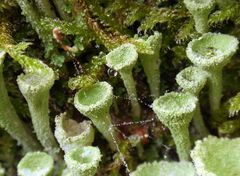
[
  {"left": 1, "top": 15, "right": 240, "bottom": 176},
  {"left": 186, "top": 33, "right": 239, "bottom": 123}
]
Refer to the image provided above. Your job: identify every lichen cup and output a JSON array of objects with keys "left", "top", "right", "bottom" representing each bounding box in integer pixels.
[
  {"left": 184, "top": 0, "right": 215, "bottom": 33},
  {"left": 152, "top": 92, "right": 198, "bottom": 160},
  {"left": 130, "top": 161, "right": 196, "bottom": 176},
  {"left": 74, "top": 81, "right": 118, "bottom": 150},
  {"left": 186, "top": 33, "right": 239, "bottom": 122},
  {"left": 55, "top": 112, "right": 95, "bottom": 153},
  {"left": 64, "top": 146, "right": 102, "bottom": 176},
  {"left": 191, "top": 136, "right": 240, "bottom": 176},
  {"left": 17, "top": 152, "right": 54, "bottom": 176},
  {"left": 17, "top": 61, "right": 59, "bottom": 154},
  {"left": 106, "top": 43, "right": 140, "bottom": 118},
  {"left": 176, "top": 66, "right": 209, "bottom": 137}
]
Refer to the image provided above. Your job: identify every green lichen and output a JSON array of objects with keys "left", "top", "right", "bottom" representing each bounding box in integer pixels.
[
  {"left": 152, "top": 92, "right": 198, "bottom": 160},
  {"left": 55, "top": 112, "right": 95, "bottom": 152},
  {"left": 17, "top": 152, "right": 54, "bottom": 176},
  {"left": 64, "top": 146, "right": 102, "bottom": 176},
  {"left": 186, "top": 33, "right": 239, "bottom": 122},
  {"left": 176, "top": 66, "right": 209, "bottom": 137},
  {"left": 191, "top": 136, "right": 240, "bottom": 176},
  {"left": 106, "top": 43, "right": 140, "bottom": 118},
  {"left": 74, "top": 82, "right": 118, "bottom": 150},
  {"left": 184, "top": 0, "right": 215, "bottom": 33},
  {"left": 0, "top": 50, "right": 40, "bottom": 151},
  {"left": 138, "top": 32, "right": 162, "bottom": 99},
  {"left": 130, "top": 161, "right": 196, "bottom": 176}
]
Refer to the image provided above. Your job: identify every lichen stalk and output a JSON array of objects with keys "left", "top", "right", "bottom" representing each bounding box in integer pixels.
[
  {"left": 170, "top": 125, "right": 191, "bottom": 161},
  {"left": 0, "top": 51, "right": 41, "bottom": 151},
  {"left": 119, "top": 70, "right": 140, "bottom": 118},
  {"left": 17, "top": 60, "right": 59, "bottom": 154},
  {"left": 183, "top": 0, "right": 215, "bottom": 33},
  {"left": 192, "top": 13, "right": 209, "bottom": 34},
  {"left": 139, "top": 32, "right": 162, "bottom": 99},
  {"left": 194, "top": 104, "right": 209, "bottom": 137},
  {"left": 24, "top": 86, "right": 59, "bottom": 153},
  {"left": 176, "top": 66, "right": 209, "bottom": 136},
  {"left": 208, "top": 68, "right": 222, "bottom": 120},
  {"left": 106, "top": 43, "right": 141, "bottom": 118}
]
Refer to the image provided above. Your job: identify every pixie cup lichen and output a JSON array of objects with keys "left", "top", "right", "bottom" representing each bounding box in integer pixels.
[
  {"left": 191, "top": 136, "right": 240, "bottom": 176},
  {"left": 17, "top": 58, "right": 59, "bottom": 154},
  {"left": 130, "top": 161, "right": 196, "bottom": 176},
  {"left": 106, "top": 43, "right": 140, "bottom": 118},
  {"left": 64, "top": 146, "right": 102, "bottom": 176},
  {"left": 0, "top": 50, "right": 40, "bottom": 151},
  {"left": 152, "top": 92, "right": 198, "bottom": 160},
  {"left": 176, "top": 66, "right": 209, "bottom": 137},
  {"left": 138, "top": 32, "right": 162, "bottom": 99},
  {"left": 186, "top": 33, "right": 239, "bottom": 121},
  {"left": 184, "top": 0, "right": 215, "bottom": 33},
  {"left": 55, "top": 112, "right": 95, "bottom": 152},
  {"left": 74, "top": 81, "right": 118, "bottom": 150},
  {"left": 17, "top": 151, "right": 54, "bottom": 176}
]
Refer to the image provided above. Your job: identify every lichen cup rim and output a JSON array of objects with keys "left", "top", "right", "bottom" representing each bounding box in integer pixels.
[
  {"left": 191, "top": 135, "right": 240, "bottom": 176},
  {"left": 106, "top": 43, "right": 138, "bottom": 71},
  {"left": 64, "top": 146, "right": 101, "bottom": 169},
  {"left": 186, "top": 33, "right": 239, "bottom": 69},
  {"left": 74, "top": 81, "right": 113, "bottom": 115},
  {"left": 184, "top": 0, "right": 215, "bottom": 12},
  {"left": 17, "top": 152, "right": 54, "bottom": 176},
  {"left": 17, "top": 69, "right": 55, "bottom": 95},
  {"left": 176, "top": 66, "right": 208, "bottom": 94},
  {"left": 152, "top": 92, "right": 198, "bottom": 125},
  {"left": 55, "top": 112, "right": 94, "bottom": 142}
]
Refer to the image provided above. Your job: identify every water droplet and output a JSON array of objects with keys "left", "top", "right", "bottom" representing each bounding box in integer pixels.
[
  {"left": 107, "top": 68, "right": 118, "bottom": 77},
  {"left": 95, "top": 44, "right": 100, "bottom": 48}
]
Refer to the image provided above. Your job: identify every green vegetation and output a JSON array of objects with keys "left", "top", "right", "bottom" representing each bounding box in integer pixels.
[{"left": 0, "top": 0, "right": 240, "bottom": 175}]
